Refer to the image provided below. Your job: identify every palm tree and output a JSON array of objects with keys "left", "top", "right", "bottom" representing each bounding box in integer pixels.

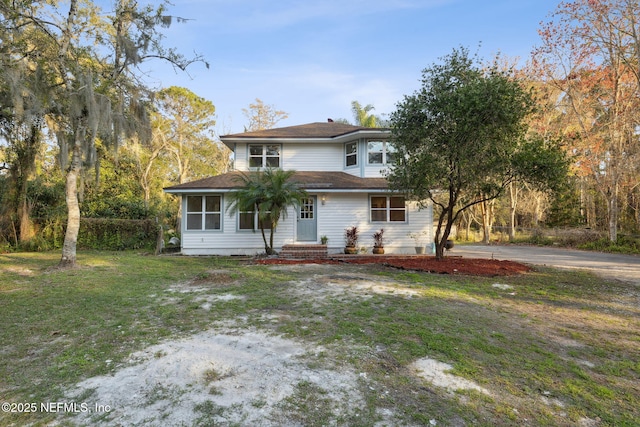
[
  {"left": 226, "top": 168, "right": 307, "bottom": 255},
  {"left": 351, "top": 101, "right": 379, "bottom": 127}
]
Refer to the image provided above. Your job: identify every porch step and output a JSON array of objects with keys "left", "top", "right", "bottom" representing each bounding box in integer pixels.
[{"left": 279, "top": 244, "right": 328, "bottom": 259}]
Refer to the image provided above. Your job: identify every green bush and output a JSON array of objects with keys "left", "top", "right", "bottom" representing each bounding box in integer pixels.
[
  {"left": 37, "top": 217, "right": 66, "bottom": 250},
  {"left": 578, "top": 235, "right": 640, "bottom": 255},
  {"left": 78, "top": 218, "right": 159, "bottom": 250},
  {"left": 11, "top": 218, "right": 160, "bottom": 252}
]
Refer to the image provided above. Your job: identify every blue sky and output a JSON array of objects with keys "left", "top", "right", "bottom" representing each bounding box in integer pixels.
[{"left": 141, "top": 0, "right": 561, "bottom": 135}]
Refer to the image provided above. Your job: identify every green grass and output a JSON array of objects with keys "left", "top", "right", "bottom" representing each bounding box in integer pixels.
[{"left": 1, "top": 251, "right": 639, "bottom": 426}]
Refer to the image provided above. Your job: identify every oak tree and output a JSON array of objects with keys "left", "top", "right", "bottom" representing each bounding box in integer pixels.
[
  {"left": 0, "top": 0, "right": 205, "bottom": 266},
  {"left": 388, "top": 48, "right": 567, "bottom": 258}
]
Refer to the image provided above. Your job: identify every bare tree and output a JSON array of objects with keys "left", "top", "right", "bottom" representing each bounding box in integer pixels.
[
  {"left": 534, "top": 0, "right": 640, "bottom": 241},
  {"left": 242, "top": 98, "right": 288, "bottom": 131}
]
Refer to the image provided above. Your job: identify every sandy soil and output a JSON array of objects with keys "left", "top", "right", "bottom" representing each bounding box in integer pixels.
[
  {"left": 60, "top": 265, "right": 488, "bottom": 426},
  {"left": 67, "top": 329, "right": 360, "bottom": 426}
]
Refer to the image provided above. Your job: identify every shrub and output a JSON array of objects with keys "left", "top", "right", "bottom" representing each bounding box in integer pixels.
[
  {"left": 78, "top": 218, "right": 159, "bottom": 250},
  {"left": 578, "top": 235, "right": 640, "bottom": 255}
]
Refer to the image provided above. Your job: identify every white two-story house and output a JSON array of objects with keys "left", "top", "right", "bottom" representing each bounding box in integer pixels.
[{"left": 164, "top": 121, "right": 433, "bottom": 255}]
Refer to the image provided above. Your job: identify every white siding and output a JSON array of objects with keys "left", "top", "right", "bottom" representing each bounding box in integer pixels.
[
  {"left": 234, "top": 143, "right": 345, "bottom": 172},
  {"left": 179, "top": 193, "right": 432, "bottom": 255},
  {"left": 233, "top": 141, "right": 390, "bottom": 178},
  {"left": 313, "top": 194, "right": 433, "bottom": 255},
  {"left": 363, "top": 164, "right": 390, "bottom": 178},
  {"left": 282, "top": 143, "right": 344, "bottom": 171},
  {"left": 234, "top": 144, "right": 247, "bottom": 170},
  {"left": 182, "top": 204, "right": 297, "bottom": 256}
]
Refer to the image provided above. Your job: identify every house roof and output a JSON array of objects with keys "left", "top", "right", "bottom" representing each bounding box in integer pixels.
[
  {"left": 220, "top": 122, "right": 390, "bottom": 148},
  {"left": 164, "top": 171, "right": 390, "bottom": 193}
]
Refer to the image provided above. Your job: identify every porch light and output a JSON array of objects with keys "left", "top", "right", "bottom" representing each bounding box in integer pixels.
[{"left": 321, "top": 194, "right": 326, "bottom": 205}]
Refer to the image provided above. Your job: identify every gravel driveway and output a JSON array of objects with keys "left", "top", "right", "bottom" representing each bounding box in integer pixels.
[{"left": 453, "top": 244, "right": 640, "bottom": 285}]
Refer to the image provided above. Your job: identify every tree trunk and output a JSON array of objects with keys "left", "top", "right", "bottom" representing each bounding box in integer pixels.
[
  {"left": 480, "top": 199, "right": 494, "bottom": 244},
  {"left": 13, "top": 125, "right": 40, "bottom": 244},
  {"left": 269, "top": 222, "right": 275, "bottom": 255},
  {"left": 508, "top": 182, "right": 518, "bottom": 242},
  {"left": 533, "top": 193, "right": 542, "bottom": 227},
  {"left": 59, "top": 143, "right": 82, "bottom": 268},
  {"left": 18, "top": 196, "right": 34, "bottom": 243},
  {"left": 15, "top": 169, "right": 34, "bottom": 243},
  {"left": 433, "top": 207, "right": 447, "bottom": 260},
  {"left": 608, "top": 184, "right": 618, "bottom": 242},
  {"left": 175, "top": 201, "right": 182, "bottom": 235},
  {"left": 260, "top": 224, "right": 270, "bottom": 255},
  {"left": 435, "top": 241, "right": 445, "bottom": 259},
  {"left": 434, "top": 205, "right": 456, "bottom": 260}
]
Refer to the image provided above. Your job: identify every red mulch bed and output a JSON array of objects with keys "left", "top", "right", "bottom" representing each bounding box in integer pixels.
[{"left": 255, "top": 255, "right": 530, "bottom": 277}]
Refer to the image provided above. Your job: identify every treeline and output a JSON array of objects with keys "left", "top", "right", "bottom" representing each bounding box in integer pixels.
[
  {"left": 1, "top": 0, "right": 640, "bottom": 255},
  {"left": 427, "top": 0, "right": 640, "bottom": 246},
  {"left": 0, "top": 1, "right": 229, "bottom": 259},
  {"left": 0, "top": 113, "right": 229, "bottom": 251}
]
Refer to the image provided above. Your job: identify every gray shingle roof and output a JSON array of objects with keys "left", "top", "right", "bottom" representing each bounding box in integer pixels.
[
  {"left": 164, "top": 171, "right": 389, "bottom": 192},
  {"left": 221, "top": 122, "right": 389, "bottom": 140}
]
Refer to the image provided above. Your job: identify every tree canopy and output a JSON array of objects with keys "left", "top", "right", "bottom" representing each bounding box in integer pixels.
[
  {"left": 387, "top": 47, "right": 568, "bottom": 258},
  {"left": 0, "top": 0, "right": 206, "bottom": 266}
]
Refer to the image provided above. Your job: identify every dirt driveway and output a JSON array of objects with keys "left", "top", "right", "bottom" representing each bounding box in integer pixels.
[{"left": 453, "top": 244, "right": 640, "bottom": 285}]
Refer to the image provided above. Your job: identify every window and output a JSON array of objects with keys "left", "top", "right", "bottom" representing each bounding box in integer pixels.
[
  {"left": 299, "top": 198, "right": 314, "bottom": 219},
  {"left": 370, "top": 196, "right": 406, "bottom": 222},
  {"left": 186, "top": 195, "right": 221, "bottom": 230},
  {"left": 238, "top": 211, "right": 255, "bottom": 230},
  {"left": 367, "top": 141, "right": 396, "bottom": 165},
  {"left": 345, "top": 141, "right": 358, "bottom": 167},
  {"left": 238, "top": 211, "right": 273, "bottom": 230},
  {"left": 249, "top": 144, "right": 281, "bottom": 168}
]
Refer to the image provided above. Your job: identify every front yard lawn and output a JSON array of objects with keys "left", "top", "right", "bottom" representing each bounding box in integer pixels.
[{"left": 1, "top": 251, "right": 638, "bottom": 426}]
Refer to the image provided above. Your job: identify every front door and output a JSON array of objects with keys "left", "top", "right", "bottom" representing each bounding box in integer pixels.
[{"left": 297, "top": 196, "right": 317, "bottom": 241}]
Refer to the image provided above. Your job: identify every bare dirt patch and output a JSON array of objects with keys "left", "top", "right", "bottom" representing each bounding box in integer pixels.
[
  {"left": 58, "top": 264, "right": 496, "bottom": 426},
  {"left": 410, "top": 358, "right": 490, "bottom": 396},
  {"left": 256, "top": 255, "right": 531, "bottom": 276},
  {"left": 66, "top": 329, "right": 362, "bottom": 426},
  {"left": 188, "top": 270, "right": 237, "bottom": 286}
]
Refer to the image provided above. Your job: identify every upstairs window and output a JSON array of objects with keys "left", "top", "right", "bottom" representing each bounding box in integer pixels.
[
  {"left": 370, "top": 195, "right": 406, "bottom": 222},
  {"left": 345, "top": 141, "right": 358, "bottom": 167},
  {"left": 186, "top": 195, "right": 222, "bottom": 230},
  {"left": 367, "top": 141, "right": 396, "bottom": 165},
  {"left": 249, "top": 144, "right": 281, "bottom": 168}
]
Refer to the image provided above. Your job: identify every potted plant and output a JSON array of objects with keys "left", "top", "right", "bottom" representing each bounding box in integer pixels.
[
  {"left": 344, "top": 226, "right": 359, "bottom": 254},
  {"left": 320, "top": 235, "right": 329, "bottom": 245},
  {"left": 372, "top": 228, "right": 385, "bottom": 254},
  {"left": 408, "top": 231, "right": 428, "bottom": 254}
]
